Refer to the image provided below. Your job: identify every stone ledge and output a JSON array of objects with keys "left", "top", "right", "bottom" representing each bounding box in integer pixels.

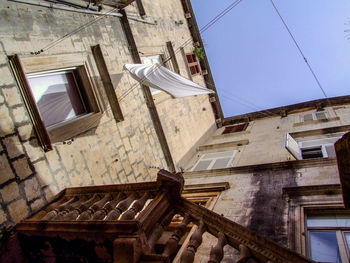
[{"left": 184, "top": 158, "right": 337, "bottom": 178}]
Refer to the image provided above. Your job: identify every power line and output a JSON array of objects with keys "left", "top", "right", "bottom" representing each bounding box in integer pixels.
[
  {"left": 269, "top": 0, "right": 328, "bottom": 99},
  {"left": 32, "top": 6, "right": 120, "bottom": 54}
]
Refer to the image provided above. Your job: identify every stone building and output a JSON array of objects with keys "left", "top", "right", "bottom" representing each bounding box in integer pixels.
[
  {"left": 1, "top": 0, "right": 350, "bottom": 262},
  {"left": 183, "top": 96, "right": 350, "bottom": 263},
  {"left": 0, "top": 0, "right": 220, "bottom": 227}
]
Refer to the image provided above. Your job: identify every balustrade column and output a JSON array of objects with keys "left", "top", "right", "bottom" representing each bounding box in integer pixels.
[
  {"left": 41, "top": 196, "right": 78, "bottom": 220},
  {"left": 62, "top": 194, "right": 100, "bottom": 220},
  {"left": 237, "top": 244, "right": 260, "bottom": 263},
  {"left": 77, "top": 194, "right": 112, "bottom": 221},
  {"left": 208, "top": 232, "right": 227, "bottom": 263},
  {"left": 120, "top": 192, "right": 149, "bottom": 220},
  {"left": 105, "top": 193, "right": 136, "bottom": 220},
  {"left": 162, "top": 214, "right": 191, "bottom": 258},
  {"left": 92, "top": 193, "right": 124, "bottom": 220},
  {"left": 53, "top": 197, "right": 86, "bottom": 220},
  {"left": 180, "top": 220, "right": 206, "bottom": 263}
]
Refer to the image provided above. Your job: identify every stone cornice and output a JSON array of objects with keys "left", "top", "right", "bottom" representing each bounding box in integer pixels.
[{"left": 184, "top": 158, "right": 337, "bottom": 178}]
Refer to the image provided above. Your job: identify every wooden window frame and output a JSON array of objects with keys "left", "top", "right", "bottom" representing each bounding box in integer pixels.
[
  {"left": 185, "top": 53, "right": 200, "bottom": 76},
  {"left": 8, "top": 54, "right": 103, "bottom": 151}
]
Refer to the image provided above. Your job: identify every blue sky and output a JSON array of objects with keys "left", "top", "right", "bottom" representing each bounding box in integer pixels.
[{"left": 191, "top": 0, "right": 350, "bottom": 117}]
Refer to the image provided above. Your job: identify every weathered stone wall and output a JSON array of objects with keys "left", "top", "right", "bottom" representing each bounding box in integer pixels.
[
  {"left": 127, "top": 1, "right": 215, "bottom": 166},
  {"left": 184, "top": 163, "right": 340, "bottom": 262},
  {"left": 0, "top": 0, "right": 216, "bottom": 227}
]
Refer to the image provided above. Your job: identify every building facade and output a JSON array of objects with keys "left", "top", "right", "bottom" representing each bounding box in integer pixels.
[
  {"left": 0, "top": 0, "right": 219, "bottom": 227},
  {"left": 183, "top": 97, "right": 350, "bottom": 263}
]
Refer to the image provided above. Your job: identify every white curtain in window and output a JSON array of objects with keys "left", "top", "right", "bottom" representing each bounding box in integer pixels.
[{"left": 124, "top": 63, "right": 215, "bottom": 98}]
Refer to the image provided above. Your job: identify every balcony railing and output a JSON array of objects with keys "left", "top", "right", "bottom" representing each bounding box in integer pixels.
[{"left": 14, "top": 170, "right": 314, "bottom": 263}]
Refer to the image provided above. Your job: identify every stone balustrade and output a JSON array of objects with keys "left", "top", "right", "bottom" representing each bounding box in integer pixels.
[{"left": 14, "top": 170, "right": 314, "bottom": 263}]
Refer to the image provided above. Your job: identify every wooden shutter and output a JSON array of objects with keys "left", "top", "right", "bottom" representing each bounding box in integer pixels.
[
  {"left": 285, "top": 133, "right": 302, "bottom": 160},
  {"left": 192, "top": 150, "right": 237, "bottom": 171}
]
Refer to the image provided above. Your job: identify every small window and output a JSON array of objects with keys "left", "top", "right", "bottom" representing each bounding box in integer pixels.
[
  {"left": 186, "top": 53, "right": 200, "bottom": 76},
  {"left": 191, "top": 150, "right": 237, "bottom": 171},
  {"left": 306, "top": 213, "right": 350, "bottom": 263},
  {"left": 222, "top": 123, "right": 248, "bottom": 134},
  {"left": 286, "top": 134, "right": 340, "bottom": 160},
  {"left": 301, "top": 111, "right": 328, "bottom": 122}
]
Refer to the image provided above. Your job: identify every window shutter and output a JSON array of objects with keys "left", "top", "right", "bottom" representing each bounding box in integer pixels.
[
  {"left": 191, "top": 150, "right": 237, "bottom": 171},
  {"left": 285, "top": 133, "right": 302, "bottom": 160},
  {"left": 302, "top": 114, "right": 313, "bottom": 122},
  {"left": 315, "top": 111, "right": 327, "bottom": 120},
  {"left": 324, "top": 145, "right": 336, "bottom": 158}
]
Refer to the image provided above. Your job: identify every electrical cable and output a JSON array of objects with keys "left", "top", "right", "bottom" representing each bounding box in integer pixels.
[
  {"left": 32, "top": 6, "right": 120, "bottom": 54},
  {"left": 269, "top": 0, "right": 328, "bottom": 99}
]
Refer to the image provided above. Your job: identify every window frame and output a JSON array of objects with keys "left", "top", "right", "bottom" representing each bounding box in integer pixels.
[
  {"left": 185, "top": 53, "right": 200, "bottom": 76},
  {"left": 305, "top": 210, "right": 350, "bottom": 262},
  {"left": 191, "top": 150, "right": 237, "bottom": 171},
  {"left": 8, "top": 54, "right": 103, "bottom": 151},
  {"left": 301, "top": 111, "right": 329, "bottom": 122}
]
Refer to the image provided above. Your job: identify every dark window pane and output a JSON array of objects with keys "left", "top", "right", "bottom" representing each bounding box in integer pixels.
[
  {"left": 28, "top": 71, "right": 88, "bottom": 127},
  {"left": 302, "top": 147, "right": 323, "bottom": 159},
  {"left": 309, "top": 231, "right": 341, "bottom": 263},
  {"left": 222, "top": 123, "right": 248, "bottom": 134},
  {"left": 186, "top": 54, "right": 194, "bottom": 63}
]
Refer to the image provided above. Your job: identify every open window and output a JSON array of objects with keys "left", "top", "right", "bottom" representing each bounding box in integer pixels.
[
  {"left": 285, "top": 134, "right": 339, "bottom": 160},
  {"left": 191, "top": 150, "right": 237, "bottom": 171}
]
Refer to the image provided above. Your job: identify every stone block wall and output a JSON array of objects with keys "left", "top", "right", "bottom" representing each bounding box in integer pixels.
[{"left": 0, "top": 0, "right": 216, "bottom": 227}]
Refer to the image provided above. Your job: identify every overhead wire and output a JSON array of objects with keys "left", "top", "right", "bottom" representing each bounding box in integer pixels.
[
  {"left": 270, "top": 0, "right": 338, "bottom": 117},
  {"left": 269, "top": 0, "right": 328, "bottom": 99},
  {"left": 32, "top": 6, "right": 120, "bottom": 54}
]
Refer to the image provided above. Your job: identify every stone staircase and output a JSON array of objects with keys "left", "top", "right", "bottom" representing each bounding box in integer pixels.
[{"left": 5, "top": 170, "right": 314, "bottom": 263}]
